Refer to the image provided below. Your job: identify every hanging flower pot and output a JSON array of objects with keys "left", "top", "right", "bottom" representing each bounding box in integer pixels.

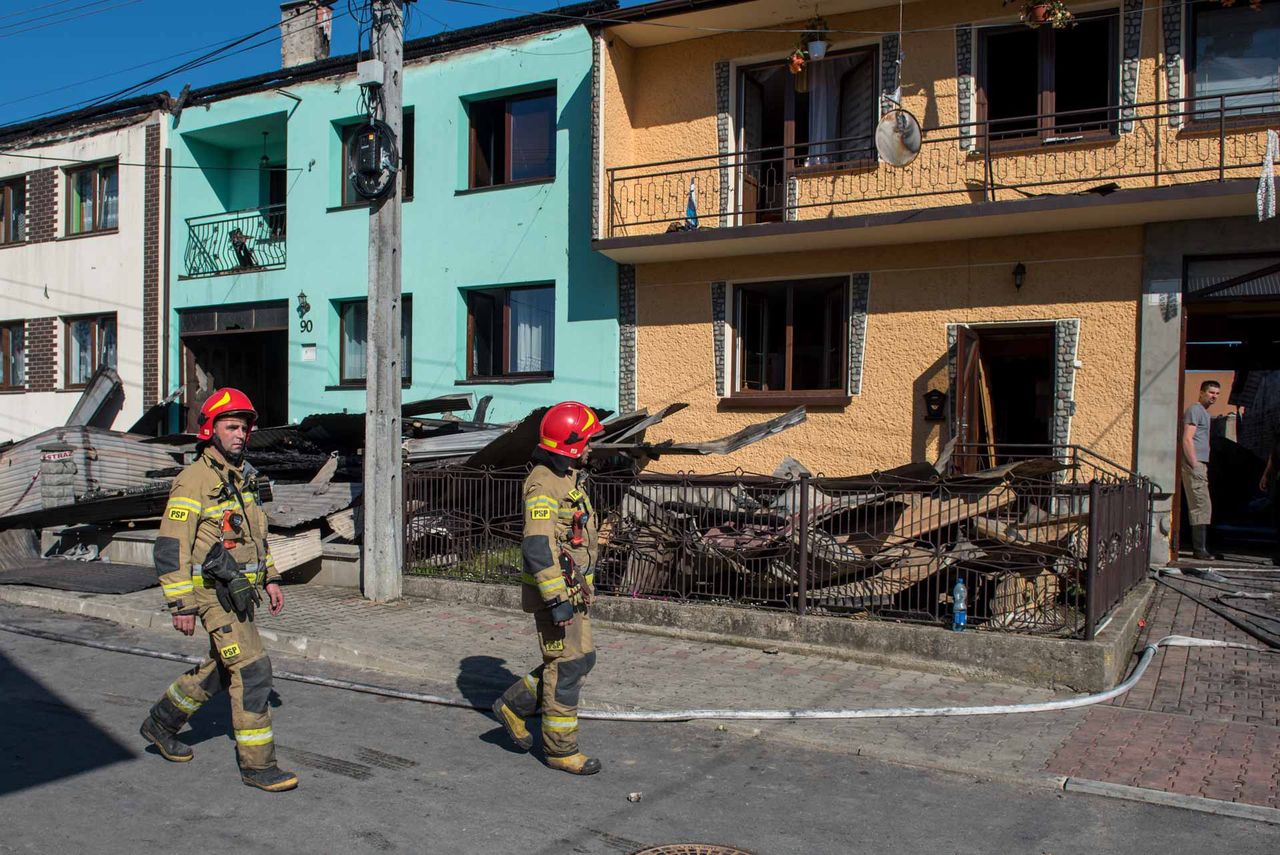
[
  {"left": 1015, "top": 1, "right": 1074, "bottom": 29},
  {"left": 804, "top": 15, "right": 830, "bottom": 60},
  {"left": 788, "top": 48, "right": 807, "bottom": 75}
]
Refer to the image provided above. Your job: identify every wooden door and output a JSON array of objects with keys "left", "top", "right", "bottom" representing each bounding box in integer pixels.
[{"left": 954, "top": 326, "right": 996, "bottom": 474}]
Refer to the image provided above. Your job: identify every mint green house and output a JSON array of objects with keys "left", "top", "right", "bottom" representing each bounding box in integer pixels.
[{"left": 167, "top": 4, "right": 617, "bottom": 428}]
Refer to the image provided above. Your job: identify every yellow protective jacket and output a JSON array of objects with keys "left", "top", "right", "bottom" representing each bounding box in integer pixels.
[
  {"left": 154, "top": 445, "right": 278, "bottom": 614},
  {"left": 520, "top": 461, "right": 598, "bottom": 613}
]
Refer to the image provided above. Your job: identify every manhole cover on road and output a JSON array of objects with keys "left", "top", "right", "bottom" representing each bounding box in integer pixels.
[{"left": 630, "top": 846, "right": 755, "bottom": 855}]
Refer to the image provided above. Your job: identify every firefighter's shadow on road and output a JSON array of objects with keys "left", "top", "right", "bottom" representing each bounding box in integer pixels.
[
  {"left": 456, "top": 655, "right": 526, "bottom": 755},
  {"left": 164, "top": 690, "right": 284, "bottom": 755}
]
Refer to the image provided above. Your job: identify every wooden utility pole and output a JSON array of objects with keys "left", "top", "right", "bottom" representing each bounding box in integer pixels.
[{"left": 362, "top": 0, "right": 405, "bottom": 602}]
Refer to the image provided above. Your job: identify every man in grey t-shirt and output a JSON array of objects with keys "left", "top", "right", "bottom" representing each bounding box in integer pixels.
[{"left": 1181, "top": 380, "right": 1220, "bottom": 560}]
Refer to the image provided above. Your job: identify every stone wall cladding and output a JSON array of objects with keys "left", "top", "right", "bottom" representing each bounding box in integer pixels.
[
  {"left": 715, "top": 60, "right": 731, "bottom": 226},
  {"left": 618, "top": 264, "right": 637, "bottom": 412},
  {"left": 711, "top": 281, "right": 727, "bottom": 397},
  {"left": 26, "top": 168, "right": 58, "bottom": 243},
  {"left": 591, "top": 35, "right": 602, "bottom": 239},
  {"left": 848, "top": 274, "right": 870, "bottom": 396},
  {"left": 1163, "top": 0, "right": 1183, "bottom": 128},
  {"left": 955, "top": 26, "right": 974, "bottom": 151},
  {"left": 1053, "top": 319, "right": 1081, "bottom": 447},
  {"left": 784, "top": 176, "right": 797, "bottom": 221},
  {"left": 1120, "top": 0, "right": 1143, "bottom": 133},
  {"left": 142, "top": 123, "right": 161, "bottom": 407},
  {"left": 26, "top": 317, "right": 58, "bottom": 392},
  {"left": 880, "top": 34, "right": 900, "bottom": 107}
]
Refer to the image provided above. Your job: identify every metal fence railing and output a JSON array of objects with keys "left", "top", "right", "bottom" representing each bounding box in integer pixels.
[
  {"left": 404, "top": 448, "right": 1153, "bottom": 639},
  {"left": 183, "top": 203, "right": 287, "bottom": 278},
  {"left": 605, "top": 88, "right": 1280, "bottom": 238}
]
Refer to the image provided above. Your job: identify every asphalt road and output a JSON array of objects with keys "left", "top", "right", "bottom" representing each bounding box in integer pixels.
[{"left": 0, "top": 606, "right": 1273, "bottom": 855}]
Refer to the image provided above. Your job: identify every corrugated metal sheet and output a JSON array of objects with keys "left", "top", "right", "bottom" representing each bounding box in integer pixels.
[
  {"left": 0, "top": 428, "right": 180, "bottom": 521},
  {"left": 0, "top": 528, "right": 39, "bottom": 569},
  {"left": 266, "top": 528, "right": 322, "bottom": 573},
  {"left": 264, "top": 482, "right": 362, "bottom": 529}
]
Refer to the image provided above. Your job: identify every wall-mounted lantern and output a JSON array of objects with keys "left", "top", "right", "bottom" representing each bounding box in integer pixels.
[
  {"left": 923, "top": 389, "right": 947, "bottom": 421},
  {"left": 260, "top": 131, "right": 270, "bottom": 170},
  {"left": 1012, "top": 262, "right": 1027, "bottom": 291},
  {"left": 296, "top": 290, "right": 311, "bottom": 319}
]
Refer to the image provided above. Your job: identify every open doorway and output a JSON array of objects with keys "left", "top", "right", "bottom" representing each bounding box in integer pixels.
[
  {"left": 178, "top": 301, "right": 289, "bottom": 431},
  {"left": 954, "top": 323, "right": 1056, "bottom": 472},
  {"left": 1178, "top": 255, "right": 1280, "bottom": 561}
]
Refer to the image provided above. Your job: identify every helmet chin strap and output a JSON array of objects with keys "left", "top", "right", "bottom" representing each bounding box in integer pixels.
[{"left": 211, "top": 434, "right": 245, "bottom": 466}]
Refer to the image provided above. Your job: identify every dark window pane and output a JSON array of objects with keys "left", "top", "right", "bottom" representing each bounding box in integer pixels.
[
  {"left": 403, "top": 111, "right": 415, "bottom": 198},
  {"left": 341, "top": 301, "right": 368, "bottom": 382},
  {"left": 470, "top": 100, "right": 504, "bottom": 188},
  {"left": 1054, "top": 18, "right": 1115, "bottom": 132},
  {"left": 509, "top": 93, "right": 556, "bottom": 182},
  {"left": 1193, "top": 4, "right": 1280, "bottom": 114},
  {"left": 739, "top": 286, "right": 786, "bottom": 391},
  {"left": 983, "top": 28, "right": 1040, "bottom": 139},
  {"left": 469, "top": 291, "right": 502, "bottom": 376},
  {"left": 791, "top": 282, "right": 845, "bottom": 391}
]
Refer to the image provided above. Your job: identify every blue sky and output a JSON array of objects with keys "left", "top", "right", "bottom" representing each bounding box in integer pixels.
[{"left": 0, "top": 0, "right": 644, "bottom": 128}]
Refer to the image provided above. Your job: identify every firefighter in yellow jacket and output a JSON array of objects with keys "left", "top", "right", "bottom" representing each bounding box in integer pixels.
[
  {"left": 493, "top": 401, "right": 604, "bottom": 775},
  {"left": 138, "top": 388, "right": 298, "bottom": 792}
]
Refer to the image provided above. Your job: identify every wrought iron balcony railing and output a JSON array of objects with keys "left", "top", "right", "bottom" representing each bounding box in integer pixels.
[
  {"left": 604, "top": 89, "right": 1280, "bottom": 239},
  {"left": 183, "top": 204, "right": 287, "bottom": 278}
]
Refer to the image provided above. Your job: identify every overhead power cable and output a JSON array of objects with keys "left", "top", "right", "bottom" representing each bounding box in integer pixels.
[
  {"left": 0, "top": 150, "right": 303, "bottom": 172},
  {"left": 0, "top": 0, "right": 146, "bottom": 39},
  {"left": 0, "top": 0, "right": 84, "bottom": 23}
]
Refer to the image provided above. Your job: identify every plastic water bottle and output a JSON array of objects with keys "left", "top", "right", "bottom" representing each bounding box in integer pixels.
[{"left": 952, "top": 578, "right": 967, "bottom": 632}]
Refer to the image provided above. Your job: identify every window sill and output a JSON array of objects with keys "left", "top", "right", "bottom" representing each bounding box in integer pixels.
[
  {"left": 789, "top": 158, "right": 879, "bottom": 179},
  {"left": 455, "top": 177, "right": 554, "bottom": 197},
  {"left": 719, "top": 394, "right": 851, "bottom": 410},
  {"left": 324, "top": 381, "right": 412, "bottom": 391},
  {"left": 326, "top": 197, "right": 414, "bottom": 213},
  {"left": 456, "top": 375, "right": 554, "bottom": 386},
  {"left": 981, "top": 131, "right": 1118, "bottom": 156},
  {"left": 1178, "top": 113, "right": 1280, "bottom": 138},
  {"left": 58, "top": 385, "right": 90, "bottom": 393},
  {"left": 58, "top": 228, "right": 119, "bottom": 242},
  {"left": 0, "top": 240, "right": 26, "bottom": 250},
  {"left": 0, "top": 387, "right": 27, "bottom": 394}
]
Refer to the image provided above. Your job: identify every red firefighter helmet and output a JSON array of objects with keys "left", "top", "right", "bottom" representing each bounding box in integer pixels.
[
  {"left": 196, "top": 388, "right": 258, "bottom": 442},
  {"left": 538, "top": 401, "right": 603, "bottom": 459}
]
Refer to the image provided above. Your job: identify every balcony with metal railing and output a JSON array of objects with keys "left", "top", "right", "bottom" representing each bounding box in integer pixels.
[
  {"left": 601, "top": 90, "right": 1279, "bottom": 253},
  {"left": 182, "top": 204, "right": 287, "bottom": 279}
]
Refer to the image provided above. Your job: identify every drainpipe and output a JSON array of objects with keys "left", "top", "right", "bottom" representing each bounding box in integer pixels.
[{"left": 162, "top": 146, "right": 173, "bottom": 427}]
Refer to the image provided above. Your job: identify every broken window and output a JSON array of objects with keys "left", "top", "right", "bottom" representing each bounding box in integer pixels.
[
  {"left": 338, "top": 298, "right": 412, "bottom": 385},
  {"left": 1, "top": 177, "right": 24, "bottom": 244},
  {"left": 1190, "top": 0, "right": 1280, "bottom": 116},
  {"left": 734, "top": 277, "right": 847, "bottom": 396},
  {"left": 979, "top": 14, "right": 1118, "bottom": 141},
  {"left": 466, "top": 284, "right": 555, "bottom": 379},
  {"left": 64, "top": 314, "right": 115, "bottom": 388},
  {"left": 468, "top": 90, "right": 556, "bottom": 189},
  {"left": 1, "top": 321, "right": 24, "bottom": 389},
  {"left": 66, "top": 161, "right": 117, "bottom": 235}
]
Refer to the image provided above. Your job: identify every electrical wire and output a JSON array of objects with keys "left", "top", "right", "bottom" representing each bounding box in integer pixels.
[
  {"left": 0, "top": 0, "right": 139, "bottom": 35},
  {"left": 0, "top": 149, "right": 303, "bottom": 172},
  {"left": 0, "top": 0, "right": 86, "bottom": 23},
  {"left": 0, "top": 621, "right": 1267, "bottom": 723}
]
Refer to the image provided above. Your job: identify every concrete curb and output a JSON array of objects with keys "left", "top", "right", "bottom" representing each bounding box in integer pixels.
[
  {"left": 1063, "top": 778, "right": 1280, "bottom": 825},
  {"left": 404, "top": 576, "right": 1154, "bottom": 691}
]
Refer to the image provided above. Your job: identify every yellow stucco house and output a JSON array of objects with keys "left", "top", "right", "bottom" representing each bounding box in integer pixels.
[{"left": 588, "top": 0, "right": 1280, "bottom": 561}]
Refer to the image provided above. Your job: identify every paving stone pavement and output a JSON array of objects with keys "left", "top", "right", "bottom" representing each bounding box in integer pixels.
[{"left": 1043, "top": 576, "right": 1280, "bottom": 808}]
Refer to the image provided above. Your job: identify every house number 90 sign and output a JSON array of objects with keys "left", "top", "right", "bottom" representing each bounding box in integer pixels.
[{"left": 299, "top": 319, "right": 313, "bottom": 333}]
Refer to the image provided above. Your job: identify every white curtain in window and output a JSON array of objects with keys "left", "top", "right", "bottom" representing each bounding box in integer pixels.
[
  {"left": 70, "top": 320, "right": 92, "bottom": 384},
  {"left": 99, "top": 316, "right": 117, "bottom": 369},
  {"left": 7, "top": 327, "right": 23, "bottom": 385},
  {"left": 100, "top": 167, "right": 119, "bottom": 229},
  {"left": 807, "top": 54, "right": 869, "bottom": 164},
  {"left": 508, "top": 288, "right": 554, "bottom": 373},
  {"left": 343, "top": 302, "right": 368, "bottom": 381}
]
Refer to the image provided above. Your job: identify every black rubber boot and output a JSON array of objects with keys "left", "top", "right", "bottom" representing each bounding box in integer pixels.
[
  {"left": 139, "top": 713, "right": 193, "bottom": 763},
  {"left": 1190, "top": 525, "right": 1213, "bottom": 561},
  {"left": 241, "top": 765, "right": 299, "bottom": 792}
]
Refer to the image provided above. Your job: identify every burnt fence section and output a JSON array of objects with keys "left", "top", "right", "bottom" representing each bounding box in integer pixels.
[{"left": 405, "top": 449, "right": 1151, "bottom": 640}]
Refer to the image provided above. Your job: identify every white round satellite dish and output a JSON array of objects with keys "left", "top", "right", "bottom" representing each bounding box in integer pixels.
[{"left": 875, "top": 108, "right": 922, "bottom": 168}]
